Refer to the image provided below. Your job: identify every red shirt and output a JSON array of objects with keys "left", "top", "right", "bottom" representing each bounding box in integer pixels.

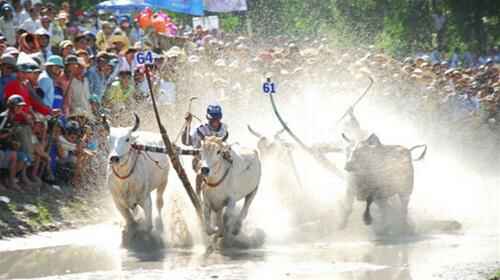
[{"left": 4, "top": 80, "right": 51, "bottom": 122}]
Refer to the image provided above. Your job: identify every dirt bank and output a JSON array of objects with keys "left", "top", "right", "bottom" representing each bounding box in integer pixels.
[{"left": 0, "top": 183, "right": 113, "bottom": 239}]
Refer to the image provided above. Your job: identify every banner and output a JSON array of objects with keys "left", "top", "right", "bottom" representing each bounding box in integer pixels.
[
  {"left": 192, "top": 16, "right": 219, "bottom": 30},
  {"left": 204, "top": 0, "right": 247, "bottom": 12},
  {"left": 145, "top": 0, "right": 204, "bottom": 16}
]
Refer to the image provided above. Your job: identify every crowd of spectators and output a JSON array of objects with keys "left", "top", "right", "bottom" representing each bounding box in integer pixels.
[
  {"left": 0, "top": 0, "right": 154, "bottom": 192},
  {"left": 0, "top": 0, "right": 498, "bottom": 193}
]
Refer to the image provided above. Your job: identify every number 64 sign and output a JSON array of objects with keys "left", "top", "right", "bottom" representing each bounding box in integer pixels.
[{"left": 135, "top": 51, "right": 154, "bottom": 65}]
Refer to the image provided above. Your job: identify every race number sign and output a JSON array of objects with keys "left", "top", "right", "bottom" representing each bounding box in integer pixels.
[
  {"left": 135, "top": 51, "right": 154, "bottom": 65},
  {"left": 262, "top": 77, "right": 276, "bottom": 95}
]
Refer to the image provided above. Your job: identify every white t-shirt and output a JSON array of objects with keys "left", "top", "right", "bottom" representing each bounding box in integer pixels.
[
  {"left": 189, "top": 123, "right": 228, "bottom": 148},
  {"left": 20, "top": 17, "right": 42, "bottom": 33}
]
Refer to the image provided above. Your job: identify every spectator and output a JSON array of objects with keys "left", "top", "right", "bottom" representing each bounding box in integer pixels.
[
  {"left": 104, "top": 69, "right": 133, "bottom": 112},
  {"left": 38, "top": 55, "right": 64, "bottom": 108},
  {"left": 39, "top": 15, "right": 51, "bottom": 34},
  {"left": 74, "top": 33, "right": 88, "bottom": 52},
  {"left": 0, "top": 5, "right": 16, "bottom": 46},
  {"left": 0, "top": 95, "right": 24, "bottom": 191},
  {"left": 65, "top": 55, "right": 92, "bottom": 118},
  {"left": 83, "top": 31, "right": 97, "bottom": 57},
  {"left": 20, "top": 7, "right": 41, "bottom": 33},
  {"left": 4, "top": 57, "right": 52, "bottom": 118},
  {"left": 75, "top": 49, "right": 91, "bottom": 67},
  {"left": 0, "top": 54, "right": 17, "bottom": 106},
  {"left": 87, "top": 52, "right": 114, "bottom": 103},
  {"left": 50, "top": 13, "right": 65, "bottom": 48},
  {"left": 95, "top": 21, "right": 113, "bottom": 51},
  {"left": 59, "top": 39, "right": 74, "bottom": 58},
  {"left": 35, "top": 28, "right": 52, "bottom": 61},
  {"left": 13, "top": 0, "right": 30, "bottom": 27},
  {"left": 54, "top": 120, "right": 82, "bottom": 184}
]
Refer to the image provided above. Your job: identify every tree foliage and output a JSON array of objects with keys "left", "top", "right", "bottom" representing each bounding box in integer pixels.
[{"left": 246, "top": 0, "right": 499, "bottom": 56}]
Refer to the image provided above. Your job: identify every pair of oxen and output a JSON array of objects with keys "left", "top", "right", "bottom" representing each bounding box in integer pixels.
[{"left": 105, "top": 113, "right": 426, "bottom": 245}]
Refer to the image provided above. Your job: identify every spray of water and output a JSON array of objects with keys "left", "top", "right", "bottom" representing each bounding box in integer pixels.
[{"left": 103, "top": 43, "right": 499, "bottom": 248}]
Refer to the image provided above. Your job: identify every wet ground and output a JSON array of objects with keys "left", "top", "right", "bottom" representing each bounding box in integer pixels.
[{"left": 0, "top": 224, "right": 498, "bottom": 280}]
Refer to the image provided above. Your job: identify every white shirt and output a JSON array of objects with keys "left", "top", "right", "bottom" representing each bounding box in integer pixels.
[
  {"left": 14, "top": 10, "right": 29, "bottom": 26},
  {"left": 0, "top": 18, "right": 16, "bottom": 45},
  {"left": 20, "top": 17, "right": 42, "bottom": 33},
  {"left": 189, "top": 123, "right": 228, "bottom": 148}
]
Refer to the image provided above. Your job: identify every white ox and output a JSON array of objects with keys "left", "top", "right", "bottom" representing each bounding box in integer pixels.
[
  {"left": 199, "top": 136, "right": 261, "bottom": 237},
  {"left": 105, "top": 114, "right": 170, "bottom": 239}
]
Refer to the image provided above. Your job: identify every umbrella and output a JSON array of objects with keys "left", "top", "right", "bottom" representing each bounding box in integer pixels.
[{"left": 97, "top": 0, "right": 151, "bottom": 13}]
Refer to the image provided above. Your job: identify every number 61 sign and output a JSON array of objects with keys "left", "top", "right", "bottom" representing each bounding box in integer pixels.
[
  {"left": 135, "top": 51, "right": 154, "bottom": 65},
  {"left": 262, "top": 77, "right": 276, "bottom": 95}
]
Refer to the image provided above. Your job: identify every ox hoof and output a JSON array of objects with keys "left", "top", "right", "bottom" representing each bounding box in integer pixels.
[{"left": 232, "top": 220, "right": 242, "bottom": 236}]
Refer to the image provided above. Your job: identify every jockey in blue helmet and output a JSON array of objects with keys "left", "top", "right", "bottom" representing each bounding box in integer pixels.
[
  {"left": 181, "top": 103, "right": 229, "bottom": 196},
  {"left": 182, "top": 103, "right": 228, "bottom": 149}
]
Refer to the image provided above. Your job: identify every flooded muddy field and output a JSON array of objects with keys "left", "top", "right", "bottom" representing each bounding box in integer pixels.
[{"left": 0, "top": 223, "right": 498, "bottom": 280}]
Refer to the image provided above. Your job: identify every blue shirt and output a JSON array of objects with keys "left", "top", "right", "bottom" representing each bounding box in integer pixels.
[
  {"left": 86, "top": 66, "right": 107, "bottom": 103},
  {"left": 38, "top": 71, "right": 55, "bottom": 108},
  {"left": 0, "top": 73, "right": 16, "bottom": 105}
]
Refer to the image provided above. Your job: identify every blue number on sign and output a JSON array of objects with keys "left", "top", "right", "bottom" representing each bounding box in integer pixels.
[
  {"left": 145, "top": 51, "right": 153, "bottom": 64},
  {"left": 136, "top": 52, "right": 145, "bottom": 64},
  {"left": 262, "top": 78, "right": 276, "bottom": 95},
  {"left": 136, "top": 51, "right": 154, "bottom": 65}
]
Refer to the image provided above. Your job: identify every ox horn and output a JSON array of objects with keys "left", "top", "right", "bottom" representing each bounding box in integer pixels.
[
  {"left": 247, "top": 125, "right": 263, "bottom": 139},
  {"left": 131, "top": 113, "right": 140, "bottom": 132},
  {"left": 101, "top": 114, "right": 110, "bottom": 133}
]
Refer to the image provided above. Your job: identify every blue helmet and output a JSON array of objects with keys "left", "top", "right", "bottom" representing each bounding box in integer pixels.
[{"left": 206, "top": 104, "right": 222, "bottom": 120}]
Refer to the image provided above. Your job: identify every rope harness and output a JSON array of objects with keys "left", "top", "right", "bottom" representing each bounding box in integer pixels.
[
  {"left": 111, "top": 143, "right": 171, "bottom": 180},
  {"left": 111, "top": 148, "right": 140, "bottom": 180},
  {"left": 204, "top": 152, "right": 233, "bottom": 188}
]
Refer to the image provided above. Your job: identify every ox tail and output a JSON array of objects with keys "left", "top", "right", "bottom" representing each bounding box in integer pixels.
[{"left": 409, "top": 144, "right": 427, "bottom": 161}]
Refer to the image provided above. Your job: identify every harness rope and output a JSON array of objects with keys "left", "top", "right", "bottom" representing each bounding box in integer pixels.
[
  {"left": 111, "top": 148, "right": 140, "bottom": 180},
  {"left": 203, "top": 153, "right": 233, "bottom": 188},
  {"left": 111, "top": 144, "right": 172, "bottom": 180}
]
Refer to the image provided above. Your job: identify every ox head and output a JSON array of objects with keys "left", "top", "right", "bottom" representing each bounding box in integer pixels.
[
  {"left": 107, "top": 113, "right": 140, "bottom": 165},
  {"left": 199, "top": 136, "right": 231, "bottom": 178},
  {"left": 343, "top": 133, "right": 381, "bottom": 172},
  {"left": 247, "top": 125, "right": 289, "bottom": 157}
]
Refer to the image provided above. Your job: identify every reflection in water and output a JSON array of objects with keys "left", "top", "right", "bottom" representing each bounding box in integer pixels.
[
  {"left": 0, "top": 232, "right": 498, "bottom": 280},
  {"left": 0, "top": 245, "right": 120, "bottom": 279}
]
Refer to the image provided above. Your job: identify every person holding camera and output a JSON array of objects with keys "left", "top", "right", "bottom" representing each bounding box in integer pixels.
[{"left": 0, "top": 95, "right": 28, "bottom": 191}]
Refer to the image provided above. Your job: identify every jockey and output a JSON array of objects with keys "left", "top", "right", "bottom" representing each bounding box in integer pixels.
[
  {"left": 181, "top": 103, "right": 229, "bottom": 148},
  {"left": 181, "top": 103, "right": 229, "bottom": 196}
]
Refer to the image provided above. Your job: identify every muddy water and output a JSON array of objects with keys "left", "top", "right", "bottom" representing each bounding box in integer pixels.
[{"left": 0, "top": 224, "right": 498, "bottom": 280}]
